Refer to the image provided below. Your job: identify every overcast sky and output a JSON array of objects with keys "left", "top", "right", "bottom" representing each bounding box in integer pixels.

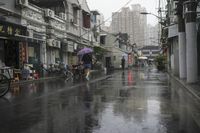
[{"left": 87, "top": 0, "right": 166, "bottom": 26}]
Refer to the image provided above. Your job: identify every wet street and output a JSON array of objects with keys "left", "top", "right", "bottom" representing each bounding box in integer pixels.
[{"left": 0, "top": 68, "right": 200, "bottom": 133}]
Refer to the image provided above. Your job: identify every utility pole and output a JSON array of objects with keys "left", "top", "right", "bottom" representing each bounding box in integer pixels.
[{"left": 158, "top": 0, "right": 161, "bottom": 45}]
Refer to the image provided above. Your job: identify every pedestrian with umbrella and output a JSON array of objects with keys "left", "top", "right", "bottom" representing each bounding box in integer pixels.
[{"left": 78, "top": 48, "right": 93, "bottom": 81}]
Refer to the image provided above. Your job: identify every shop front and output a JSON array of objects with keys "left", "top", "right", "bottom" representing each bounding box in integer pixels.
[
  {"left": 20, "top": 5, "right": 47, "bottom": 64},
  {"left": 27, "top": 41, "right": 41, "bottom": 69},
  {"left": 0, "top": 20, "right": 27, "bottom": 69},
  {"left": 47, "top": 39, "right": 61, "bottom": 65},
  {"left": 61, "top": 42, "right": 68, "bottom": 65},
  {"left": 67, "top": 41, "right": 76, "bottom": 65},
  {"left": 26, "top": 30, "right": 46, "bottom": 65}
]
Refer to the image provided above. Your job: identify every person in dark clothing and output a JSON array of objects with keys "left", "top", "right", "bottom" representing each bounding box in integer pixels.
[
  {"left": 81, "top": 53, "right": 92, "bottom": 80},
  {"left": 121, "top": 56, "right": 125, "bottom": 70}
]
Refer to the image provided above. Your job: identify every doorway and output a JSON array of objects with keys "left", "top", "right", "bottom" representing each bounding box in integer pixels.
[
  {"left": 0, "top": 39, "right": 4, "bottom": 66},
  {"left": 4, "top": 40, "right": 19, "bottom": 68}
]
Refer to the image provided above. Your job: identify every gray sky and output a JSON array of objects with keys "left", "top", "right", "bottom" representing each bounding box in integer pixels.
[{"left": 87, "top": 0, "right": 165, "bottom": 26}]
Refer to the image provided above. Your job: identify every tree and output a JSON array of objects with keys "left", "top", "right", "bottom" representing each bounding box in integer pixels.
[{"left": 155, "top": 54, "right": 166, "bottom": 71}]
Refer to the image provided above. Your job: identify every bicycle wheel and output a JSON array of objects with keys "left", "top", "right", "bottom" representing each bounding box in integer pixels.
[
  {"left": 0, "top": 74, "right": 10, "bottom": 97},
  {"left": 65, "top": 70, "right": 74, "bottom": 81}
]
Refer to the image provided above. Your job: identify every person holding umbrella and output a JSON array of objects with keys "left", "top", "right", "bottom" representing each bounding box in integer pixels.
[
  {"left": 78, "top": 48, "right": 93, "bottom": 81},
  {"left": 81, "top": 53, "right": 92, "bottom": 80}
]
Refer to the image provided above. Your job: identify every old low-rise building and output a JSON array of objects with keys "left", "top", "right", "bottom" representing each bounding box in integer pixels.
[
  {"left": 0, "top": 0, "right": 136, "bottom": 80},
  {"left": 166, "top": 0, "right": 200, "bottom": 83},
  {"left": 0, "top": 0, "right": 94, "bottom": 78}
]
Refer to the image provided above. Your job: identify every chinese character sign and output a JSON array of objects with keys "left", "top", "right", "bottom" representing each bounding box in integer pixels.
[{"left": 0, "top": 20, "right": 26, "bottom": 36}]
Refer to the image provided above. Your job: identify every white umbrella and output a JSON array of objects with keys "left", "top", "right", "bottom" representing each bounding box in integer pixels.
[{"left": 138, "top": 56, "right": 148, "bottom": 60}]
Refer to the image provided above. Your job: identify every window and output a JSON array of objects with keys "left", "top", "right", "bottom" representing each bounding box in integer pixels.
[
  {"left": 73, "top": 7, "right": 78, "bottom": 24},
  {"left": 100, "top": 35, "right": 106, "bottom": 45},
  {"left": 28, "top": 47, "right": 34, "bottom": 57},
  {"left": 82, "top": 11, "right": 90, "bottom": 28},
  {"left": 92, "top": 15, "right": 97, "bottom": 23},
  {"left": 114, "top": 56, "right": 116, "bottom": 61}
]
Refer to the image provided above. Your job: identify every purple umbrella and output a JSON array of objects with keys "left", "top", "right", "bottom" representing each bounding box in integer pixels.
[{"left": 77, "top": 47, "right": 93, "bottom": 55}]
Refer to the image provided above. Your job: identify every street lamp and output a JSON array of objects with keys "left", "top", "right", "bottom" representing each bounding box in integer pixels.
[
  {"left": 140, "top": 12, "right": 166, "bottom": 25},
  {"left": 140, "top": 12, "right": 161, "bottom": 20},
  {"left": 140, "top": 12, "right": 166, "bottom": 47}
]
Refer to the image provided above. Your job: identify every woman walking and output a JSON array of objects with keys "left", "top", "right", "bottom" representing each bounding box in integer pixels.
[{"left": 81, "top": 53, "right": 92, "bottom": 80}]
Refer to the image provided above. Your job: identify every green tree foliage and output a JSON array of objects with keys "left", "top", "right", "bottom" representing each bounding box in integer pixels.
[{"left": 155, "top": 54, "right": 166, "bottom": 71}]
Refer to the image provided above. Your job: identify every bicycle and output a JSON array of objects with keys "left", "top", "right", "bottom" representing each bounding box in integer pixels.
[
  {"left": 0, "top": 67, "right": 12, "bottom": 97},
  {"left": 71, "top": 64, "right": 84, "bottom": 80},
  {"left": 63, "top": 65, "right": 74, "bottom": 81}
]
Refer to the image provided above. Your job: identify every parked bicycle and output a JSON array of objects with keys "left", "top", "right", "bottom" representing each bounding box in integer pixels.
[
  {"left": 71, "top": 64, "right": 84, "bottom": 80},
  {"left": 0, "top": 67, "right": 12, "bottom": 97},
  {"left": 41, "top": 63, "right": 74, "bottom": 81},
  {"left": 63, "top": 65, "right": 74, "bottom": 81}
]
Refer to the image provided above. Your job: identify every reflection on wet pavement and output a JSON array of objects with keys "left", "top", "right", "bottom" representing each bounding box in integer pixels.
[{"left": 0, "top": 68, "right": 200, "bottom": 133}]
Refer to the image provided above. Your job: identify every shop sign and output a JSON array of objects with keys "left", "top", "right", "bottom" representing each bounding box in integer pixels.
[
  {"left": 0, "top": 20, "right": 27, "bottom": 36},
  {"left": 128, "top": 53, "right": 133, "bottom": 65},
  {"left": 19, "top": 42, "right": 27, "bottom": 67},
  {"left": 67, "top": 41, "right": 74, "bottom": 52}
]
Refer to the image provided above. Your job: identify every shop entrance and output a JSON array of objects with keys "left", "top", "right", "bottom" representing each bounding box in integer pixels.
[
  {"left": 3, "top": 40, "right": 19, "bottom": 68},
  {"left": 105, "top": 57, "right": 111, "bottom": 68},
  {"left": 0, "top": 40, "right": 4, "bottom": 66}
]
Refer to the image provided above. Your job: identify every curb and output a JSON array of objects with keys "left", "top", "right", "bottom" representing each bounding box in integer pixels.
[
  {"left": 11, "top": 70, "right": 105, "bottom": 86},
  {"left": 11, "top": 76, "right": 64, "bottom": 86},
  {"left": 168, "top": 73, "right": 200, "bottom": 129},
  {"left": 168, "top": 73, "right": 200, "bottom": 102}
]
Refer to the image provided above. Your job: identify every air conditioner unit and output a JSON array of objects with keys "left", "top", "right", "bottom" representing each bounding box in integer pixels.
[
  {"left": 59, "top": 13, "right": 66, "bottom": 20},
  {"left": 17, "top": 0, "right": 28, "bottom": 6},
  {"left": 52, "top": 40, "right": 61, "bottom": 48},
  {"left": 45, "top": 9, "right": 55, "bottom": 18},
  {"left": 47, "top": 39, "right": 61, "bottom": 48},
  {"left": 47, "top": 39, "right": 54, "bottom": 47},
  {"left": 57, "top": 41, "right": 61, "bottom": 48}
]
